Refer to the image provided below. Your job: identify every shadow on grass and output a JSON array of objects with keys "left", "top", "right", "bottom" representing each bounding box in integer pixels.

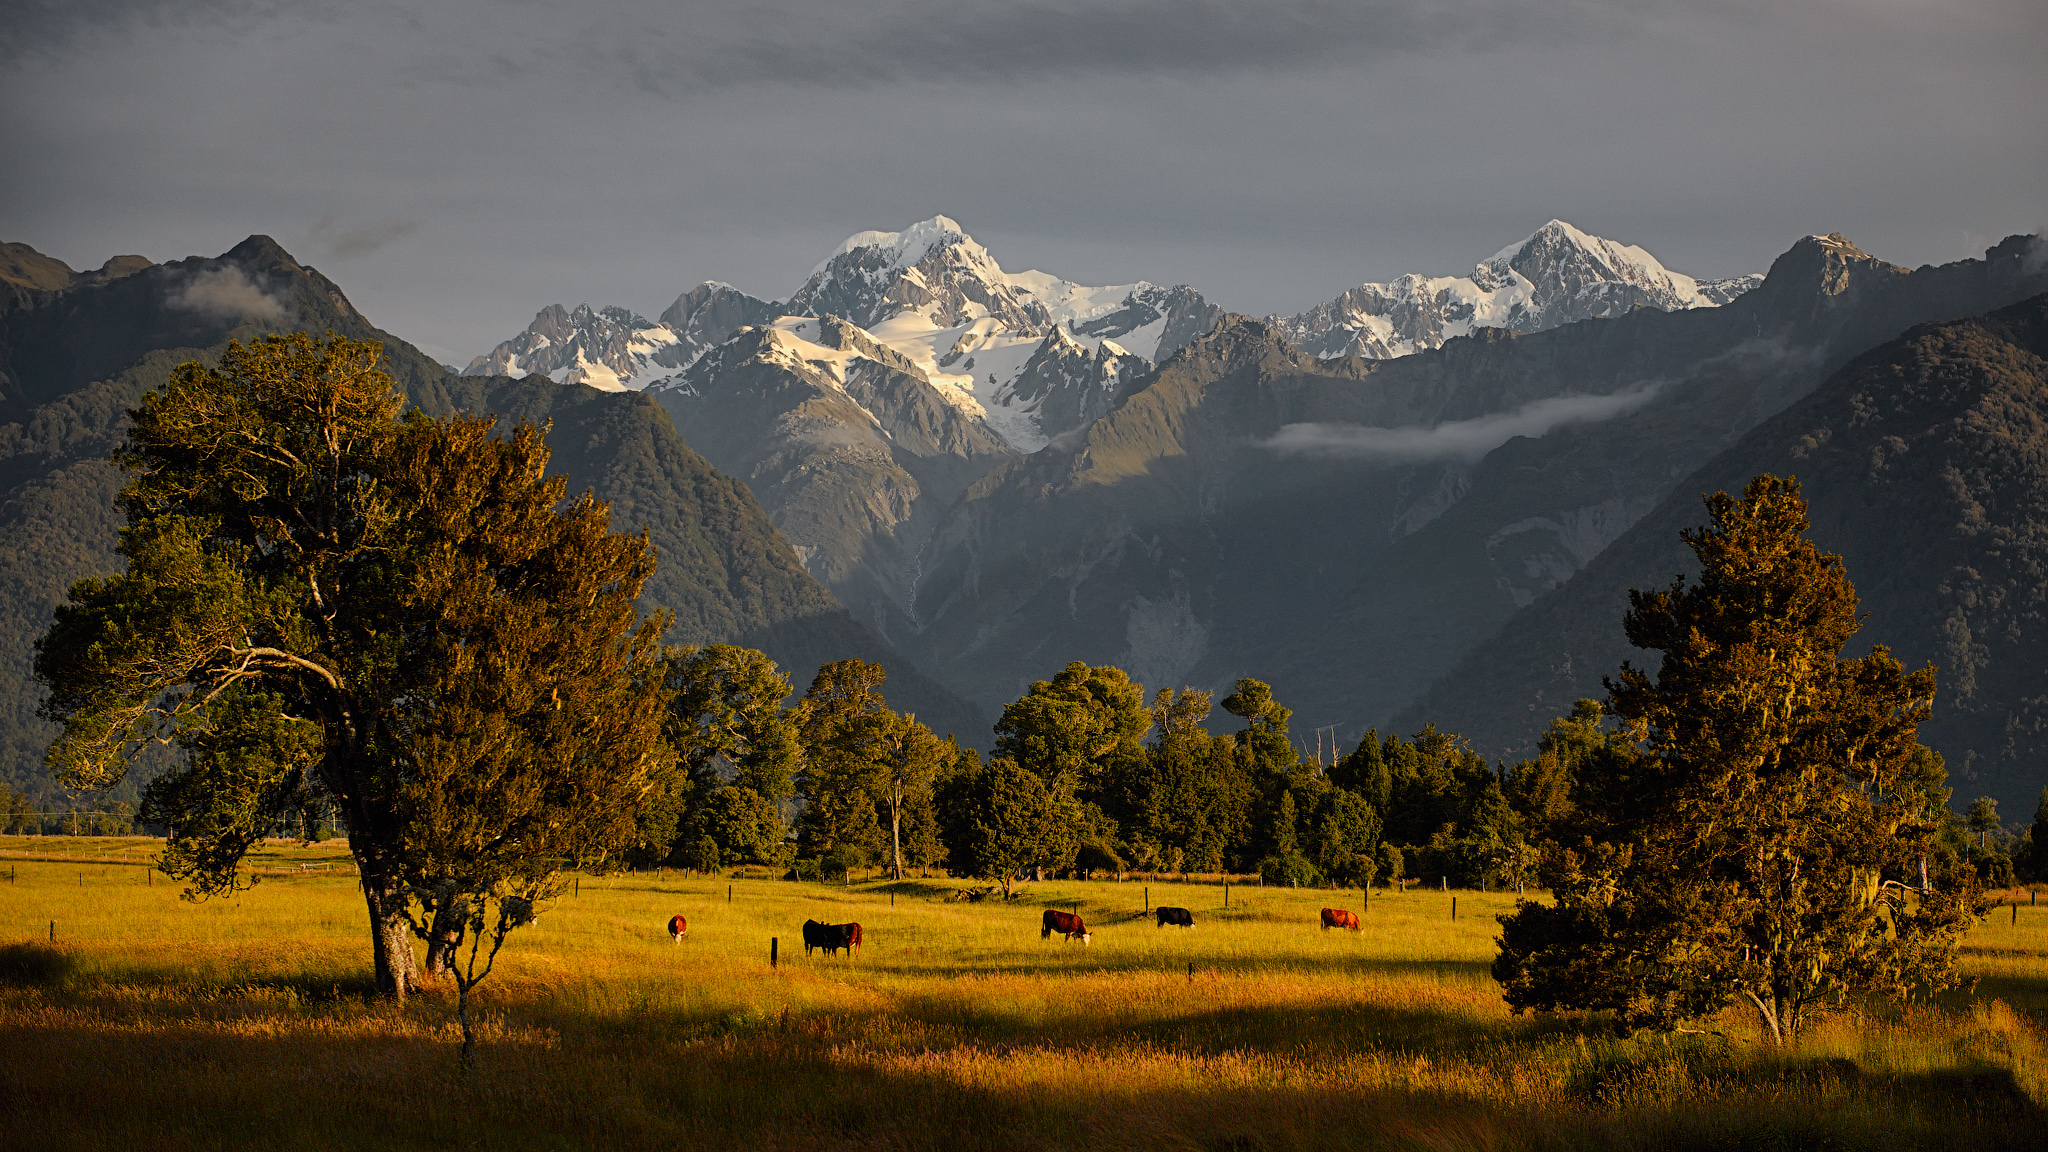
[{"left": 5, "top": 1006, "right": 2033, "bottom": 1152}]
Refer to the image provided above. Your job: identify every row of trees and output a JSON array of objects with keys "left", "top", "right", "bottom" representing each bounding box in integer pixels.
[{"left": 0, "top": 784, "right": 139, "bottom": 836}]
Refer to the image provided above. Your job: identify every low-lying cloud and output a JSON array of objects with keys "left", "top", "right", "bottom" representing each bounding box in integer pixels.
[
  {"left": 168, "top": 265, "right": 285, "bottom": 320},
  {"left": 1262, "top": 384, "right": 1661, "bottom": 463},
  {"left": 309, "top": 217, "right": 419, "bottom": 259}
]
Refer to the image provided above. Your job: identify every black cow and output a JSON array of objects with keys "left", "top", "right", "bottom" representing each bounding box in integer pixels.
[
  {"left": 1155, "top": 906, "right": 1194, "bottom": 928},
  {"left": 802, "top": 918, "right": 861, "bottom": 956}
]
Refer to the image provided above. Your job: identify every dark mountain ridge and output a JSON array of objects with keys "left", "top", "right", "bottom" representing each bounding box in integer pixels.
[
  {"left": 899, "top": 232, "right": 2048, "bottom": 732},
  {"left": 1396, "top": 291, "right": 2048, "bottom": 812},
  {"left": 0, "top": 237, "right": 982, "bottom": 804}
]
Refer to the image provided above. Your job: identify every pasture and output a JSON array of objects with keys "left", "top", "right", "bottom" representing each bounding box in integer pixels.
[{"left": 2, "top": 837, "right": 2043, "bottom": 1151}]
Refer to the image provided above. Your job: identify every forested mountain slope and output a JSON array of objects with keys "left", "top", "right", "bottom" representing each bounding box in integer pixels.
[
  {"left": 1397, "top": 292, "right": 2048, "bottom": 812},
  {"left": 0, "top": 238, "right": 980, "bottom": 803}
]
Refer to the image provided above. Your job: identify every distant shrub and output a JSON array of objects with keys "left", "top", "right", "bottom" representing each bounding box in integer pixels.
[
  {"left": 1076, "top": 839, "right": 1124, "bottom": 875},
  {"left": 820, "top": 843, "right": 873, "bottom": 876},
  {"left": 1258, "top": 852, "right": 1323, "bottom": 888},
  {"left": 0, "top": 943, "right": 75, "bottom": 987}
]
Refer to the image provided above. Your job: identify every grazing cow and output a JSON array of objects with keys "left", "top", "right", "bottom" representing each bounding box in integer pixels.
[
  {"left": 1320, "top": 907, "right": 1360, "bottom": 931},
  {"left": 802, "top": 919, "right": 862, "bottom": 956},
  {"left": 1155, "top": 906, "right": 1195, "bottom": 928},
  {"left": 668, "top": 914, "right": 688, "bottom": 943},
  {"left": 1042, "top": 908, "right": 1092, "bottom": 943}
]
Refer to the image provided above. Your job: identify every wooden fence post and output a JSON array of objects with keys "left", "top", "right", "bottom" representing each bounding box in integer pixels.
[
  {"left": 1452, "top": 896, "right": 1457, "bottom": 921},
  {"left": 771, "top": 938, "right": 778, "bottom": 967}
]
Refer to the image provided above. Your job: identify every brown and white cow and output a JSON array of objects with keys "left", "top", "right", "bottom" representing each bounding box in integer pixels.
[
  {"left": 668, "top": 914, "right": 688, "bottom": 943},
  {"left": 1320, "top": 907, "right": 1360, "bottom": 931},
  {"left": 1042, "top": 908, "right": 1091, "bottom": 943}
]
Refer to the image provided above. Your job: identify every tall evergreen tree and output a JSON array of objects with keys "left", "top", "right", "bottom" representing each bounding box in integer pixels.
[
  {"left": 663, "top": 644, "right": 803, "bottom": 864},
  {"left": 792, "top": 659, "right": 891, "bottom": 867},
  {"left": 1331, "top": 728, "right": 1391, "bottom": 813},
  {"left": 1220, "top": 678, "right": 1293, "bottom": 778},
  {"left": 864, "top": 710, "right": 953, "bottom": 881},
  {"left": 1493, "top": 476, "right": 1977, "bottom": 1043}
]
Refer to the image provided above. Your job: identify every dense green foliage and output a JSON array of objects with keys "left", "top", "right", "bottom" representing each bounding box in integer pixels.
[
  {"left": 1494, "top": 477, "right": 1978, "bottom": 1042},
  {"left": 34, "top": 333, "right": 676, "bottom": 998}
]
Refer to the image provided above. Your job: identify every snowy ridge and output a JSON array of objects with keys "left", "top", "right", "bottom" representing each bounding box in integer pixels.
[
  {"left": 1273, "top": 220, "right": 1762, "bottom": 360},
  {"left": 463, "top": 284, "right": 775, "bottom": 390},
  {"left": 465, "top": 215, "right": 1202, "bottom": 449},
  {"left": 461, "top": 304, "right": 683, "bottom": 391},
  {"left": 466, "top": 214, "right": 1751, "bottom": 450}
]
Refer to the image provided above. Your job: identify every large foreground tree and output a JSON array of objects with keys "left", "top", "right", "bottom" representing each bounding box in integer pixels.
[
  {"left": 35, "top": 334, "right": 675, "bottom": 997},
  {"left": 1493, "top": 476, "right": 1978, "bottom": 1043}
]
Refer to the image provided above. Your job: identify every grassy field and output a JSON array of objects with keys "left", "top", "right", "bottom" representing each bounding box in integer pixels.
[{"left": 2, "top": 836, "right": 2043, "bottom": 1150}]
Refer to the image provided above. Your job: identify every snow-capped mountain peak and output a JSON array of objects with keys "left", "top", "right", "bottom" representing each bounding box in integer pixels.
[
  {"left": 788, "top": 215, "right": 1047, "bottom": 335},
  {"left": 1273, "top": 219, "right": 1764, "bottom": 360},
  {"left": 812, "top": 214, "right": 980, "bottom": 277},
  {"left": 464, "top": 284, "right": 776, "bottom": 390}
]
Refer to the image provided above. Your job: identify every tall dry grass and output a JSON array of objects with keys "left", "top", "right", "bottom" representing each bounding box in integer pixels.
[{"left": 1, "top": 837, "right": 2042, "bottom": 1150}]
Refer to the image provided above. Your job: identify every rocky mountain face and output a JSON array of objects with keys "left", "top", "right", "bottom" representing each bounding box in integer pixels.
[
  {"left": 460, "top": 216, "right": 1749, "bottom": 636},
  {"left": 999, "top": 326, "right": 1150, "bottom": 444},
  {"left": 894, "top": 232, "right": 2048, "bottom": 735},
  {"left": 463, "top": 283, "right": 777, "bottom": 390},
  {"left": 649, "top": 315, "right": 1014, "bottom": 642},
  {"left": 1271, "top": 220, "right": 1763, "bottom": 360},
  {"left": 459, "top": 217, "right": 1240, "bottom": 638},
  {"left": 0, "top": 237, "right": 984, "bottom": 804},
  {"left": 465, "top": 217, "right": 1217, "bottom": 444},
  {"left": 787, "top": 216, "right": 1050, "bottom": 334},
  {"left": 1395, "top": 287, "right": 2048, "bottom": 814}
]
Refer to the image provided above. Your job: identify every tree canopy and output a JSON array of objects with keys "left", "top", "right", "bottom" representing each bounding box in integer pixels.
[
  {"left": 1492, "top": 475, "right": 1976, "bottom": 1043},
  {"left": 35, "top": 333, "right": 675, "bottom": 996}
]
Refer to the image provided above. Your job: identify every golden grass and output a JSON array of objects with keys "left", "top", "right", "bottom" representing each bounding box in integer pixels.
[{"left": 2, "top": 836, "right": 2043, "bottom": 1150}]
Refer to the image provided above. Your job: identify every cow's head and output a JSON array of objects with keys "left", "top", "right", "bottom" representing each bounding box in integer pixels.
[{"left": 1078, "top": 930, "right": 1092, "bottom": 944}]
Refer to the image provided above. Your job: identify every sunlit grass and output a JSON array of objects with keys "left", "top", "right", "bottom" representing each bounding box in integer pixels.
[{"left": 2, "top": 836, "right": 2043, "bottom": 1150}]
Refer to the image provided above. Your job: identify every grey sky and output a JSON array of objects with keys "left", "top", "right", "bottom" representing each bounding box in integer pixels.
[{"left": 3, "top": 0, "right": 2043, "bottom": 365}]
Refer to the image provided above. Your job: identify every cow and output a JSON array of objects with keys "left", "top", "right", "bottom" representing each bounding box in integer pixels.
[
  {"left": 668, "top": 914, "right": 688, "bottom": 943},
  {"left": 1155, "top": 906, "right": 1194, "bottom": 928},
  {"left": 1320, "top": 907, "right": 1360, "bottom": 931},
  {"left": 1042, "top": 908, "right": 1091, "bottom": 943},
  {"left": 802, "top": 919, "right": 862, "bottom": 956}
]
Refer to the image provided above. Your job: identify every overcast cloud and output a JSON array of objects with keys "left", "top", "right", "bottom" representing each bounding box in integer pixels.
[{"left": 2, "top": 0, "right": 2042, "bottom": 364}]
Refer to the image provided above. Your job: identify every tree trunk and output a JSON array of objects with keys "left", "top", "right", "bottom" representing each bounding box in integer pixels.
[
  {"left": 424, "top": 896, "right": 467, "bottom": 979},
  {"left": 361, "top": 869, "right": 423, "bottom": 997},
  {"left": 890, "top": 794, "right": 903, "bottom": 882},
  {"left": 457, "top": 973, "right": 478, "bottom": 1070}
]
